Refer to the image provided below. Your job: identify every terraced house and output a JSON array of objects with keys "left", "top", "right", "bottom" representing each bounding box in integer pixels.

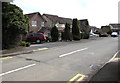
[
  {"left": 42, "top": 14, "right": 72, "bottom": 32},
  {"left": 26, "top": 12, "right": 45, "bottom": 33}
]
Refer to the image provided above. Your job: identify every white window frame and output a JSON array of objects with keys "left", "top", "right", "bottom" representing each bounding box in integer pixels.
[
  {"left": 41, "top": 22, "right": 44, "bottom": 27},
  {"left": 32, "top": 21, "right": 37, "bottom": 27}
]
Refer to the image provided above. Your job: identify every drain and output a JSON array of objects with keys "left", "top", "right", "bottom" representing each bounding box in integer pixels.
[
  {"left": 26, "top": 58, "right": 32, "bottom": 61},
  {"left": 26, "top": 58, "right": 40, "bottom": 62}
]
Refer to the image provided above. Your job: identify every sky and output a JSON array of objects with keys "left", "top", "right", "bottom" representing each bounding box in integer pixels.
[{"left": 12, "top": 0, "right": 119, "bottom": 28}]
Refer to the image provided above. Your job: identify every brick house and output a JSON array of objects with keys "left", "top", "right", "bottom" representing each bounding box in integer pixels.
[
  {"left": 56, "top": 17, "right": 72, "bottom": 32},
  {"left": 42, "top": 14, "right": 72, "bottom": 32},
  {"left": 42, "top": 14, "right": 58, "bottom": 28},
  {"left": 26, "top": 12, "right": 45, "bottom": 33}
]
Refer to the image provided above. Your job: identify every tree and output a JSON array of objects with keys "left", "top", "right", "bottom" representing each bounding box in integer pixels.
[
  {"left": 64, "top": 23, "right": 71, "bottom": 41},
  {"left": 50, "top": 26, "right": 59, "bottom": 42},
  {"left": 72, "top": 19, "right": 80, "bottom": 40},
  {"left": 79, "top": 19, "right": 90, "bottom": 39},
  {"left": 101, "top": 26, "right": 112, "bottom": 35},
  {"left": 2, "top": 2, "right": 29, "bottom": 49}
]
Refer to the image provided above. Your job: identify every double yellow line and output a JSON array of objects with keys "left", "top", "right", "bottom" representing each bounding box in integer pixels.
[
  {"left": 33, "top": 48, "right": 48, "bottom": 52},
  {"left": 68, "top": 74, "right": 87, "bottom": 83},
  {"left": 0, "top": 57, "right": 13, "bottom": 60}
]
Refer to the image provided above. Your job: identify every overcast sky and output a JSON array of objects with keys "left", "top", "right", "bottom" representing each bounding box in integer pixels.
[{"left": 12, "top": 0, "right": 119, "bottom": 28}]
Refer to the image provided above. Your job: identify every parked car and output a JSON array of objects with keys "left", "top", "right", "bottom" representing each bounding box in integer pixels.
[
  {"left": 26, "top": 33, "right": 46, "bottom": 43},
  {"left": 111, "top": 32, "right": 118, "bottom": 37},
  {"left": 90, "top": 32, "right": 99, "bottom": 37}
]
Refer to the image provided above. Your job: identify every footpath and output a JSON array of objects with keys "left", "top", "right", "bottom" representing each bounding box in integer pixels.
[
  {"left": 88, "top": 51, "right": 120, "bottom": 83},
  {"left": 0, "top": 44, "right": 44, "bottom": 57}
]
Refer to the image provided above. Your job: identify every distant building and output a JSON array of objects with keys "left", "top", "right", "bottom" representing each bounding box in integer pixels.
[{"left": 109, "top": 23, "right": 120, "bottom": 32}]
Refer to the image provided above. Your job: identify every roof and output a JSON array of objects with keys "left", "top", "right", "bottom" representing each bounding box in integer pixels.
[
  {"left": 109, "top": 23, "right": 120, "bottom": 29},
  {"left": 79, "top": 19, "right": 89, "bottom": 25},
  {"left": 26, "top": 12, "right": 45, "bottom": 21},
  {"left": 58, "top": 17, "right": 72, "bottom": 24},
  {"left": 43, "top": 14, "right": 72, "bottom": 24},
  {"left": 43, "top": 14, "right": 58, "bottom": 23},
  {"left": 79, "top": 19, "right": 88, "bottom": 21}
]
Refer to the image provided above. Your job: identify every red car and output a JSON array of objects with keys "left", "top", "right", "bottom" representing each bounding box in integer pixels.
[{"left": 26, "top": 33, "right": 46, "bottom": 43}]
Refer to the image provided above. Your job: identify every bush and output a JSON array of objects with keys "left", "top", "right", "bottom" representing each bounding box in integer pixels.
[
  {"left": 72, "top": 19, "right": 81, "bottom": 40},
  {"left": 2, "top": 2, "right": 29, "bottom": 49},
  {"left": 73, "top": 34, "right": 81, "bottom": 40},
  {"left": 64, "top": 23, "right": 71, "bottom": 41},
  {"left": 19, "top": 41, "right": 30, "bottom": 47},
  {"left": 51, "top": 26, "right": 59, "bottom": 42},
  {"left": 46, "top": 37, "right": 52, "bottom": 42},
  {"left": 80, "top": 32, "right": 89, "bottom": 39},
  {"left": 83, "top": 33, "right": 90, "bottom": 39}
]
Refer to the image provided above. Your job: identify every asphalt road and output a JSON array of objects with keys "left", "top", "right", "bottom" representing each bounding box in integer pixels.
[{"left": 1, "top": 37, "right": 118, "bottom": 81}]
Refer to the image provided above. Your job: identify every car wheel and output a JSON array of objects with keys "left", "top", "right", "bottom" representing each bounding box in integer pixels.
[{"left": 36, "top": 39, "right": 41, "bottom": 44}]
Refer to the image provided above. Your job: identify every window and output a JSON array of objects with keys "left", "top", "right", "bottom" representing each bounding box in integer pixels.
[
  {"left": 41, "top": 22, "right": 44, "bottom": 27},
  {"left": 32, "top": 21, "right": 37, "bottom": 27}
]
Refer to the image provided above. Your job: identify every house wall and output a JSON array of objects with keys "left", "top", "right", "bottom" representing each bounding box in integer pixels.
[
  {"left": 42, "top": 15, "right": 54, "bottom": 28},
  {"left": 55, "top": 23, "right": 65, "bottom": 28},
  {"left": 29, "top": 13, "right": 44, "bottom": 33}
]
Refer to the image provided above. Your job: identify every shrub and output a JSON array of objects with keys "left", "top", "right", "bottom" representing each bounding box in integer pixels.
[
  {"left": 83, "top": 33, "right": 90, "bottom": 39},
  {"left": 51, "top": 26, "right": 59, "bottom": 42},
  {"left": 72, "top": 19, "right": 81, "bottom": 40},
  {"left": 46, "top": 37, "right": 52, "bottom": 42},
  {"left": 2, "top": 2, "right": 29, "bottom": 49},
  {"left": 19, "top": 41, "right": 30, "bottom": 47},
  {"left": 64, "top": 23, "right": 71, "bottom": 41}
]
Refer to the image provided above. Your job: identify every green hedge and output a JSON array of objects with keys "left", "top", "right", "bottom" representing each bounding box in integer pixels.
[
  {"left": 19, "top": 41, "right": 30, "bottom": 47},
  {"left": 81, "top": 33, "right": 90, "bottom": 39}
]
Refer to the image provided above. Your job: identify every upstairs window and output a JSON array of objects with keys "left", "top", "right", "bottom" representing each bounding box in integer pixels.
[
  {"left": 41, "top": 22, "right": 44, "bottom": 27},
  {"left": 32, "top": 21, "right": 37, "bottom": 27}
]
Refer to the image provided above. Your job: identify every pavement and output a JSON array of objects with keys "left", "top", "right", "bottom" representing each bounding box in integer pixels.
[{"left": 88, "top": 51, "right": 120, "bottom": 83}]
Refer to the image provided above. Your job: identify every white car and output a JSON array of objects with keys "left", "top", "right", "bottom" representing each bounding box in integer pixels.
[
  {"left": 111, "top": 32, "right": 118, "bottom": 37},
  {"left": 90, "top": 33, "right": 99, "bottom": 37}
]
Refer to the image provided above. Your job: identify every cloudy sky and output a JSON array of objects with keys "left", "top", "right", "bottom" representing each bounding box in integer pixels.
[{"left": 12, "top": 0, "right": 119, "bottom": 28}]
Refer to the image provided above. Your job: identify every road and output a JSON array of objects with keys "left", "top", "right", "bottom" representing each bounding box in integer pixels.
[{"left": 1, "top": 37, "right": 118, "bottom": 81}]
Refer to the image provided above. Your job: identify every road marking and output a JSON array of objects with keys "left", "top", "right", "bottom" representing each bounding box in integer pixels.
[
  {"left": 31, "top": 44, "right": 40, "bottom": 47},
  {"left": 33, "top": 48, "right": 48, "bottom": 52},
  {"left": 59, "top": 48, "right": 88, "bottom": 58},
  {"left": 68, "top": 74, "right": 87, "bottom": 83},
  {"left": 108, "top": 51, "right": 119, "bottom": 63},
  {"left": 110, "top": 58, "right": 120, "bottom": 62},
  {"left": 0, "top": 57, "right": 13, "bottom": 60},
  {"left": 75, "top": 74, "right": 87, "bottom": 83},
  {"left": 0, "top": 64, "right": 36, "bottom": 76}
]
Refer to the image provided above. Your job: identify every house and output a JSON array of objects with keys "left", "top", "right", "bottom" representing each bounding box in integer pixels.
[
  {"left": 42, "top": 14, "right": 72, "bottom": 32},
  {"left": 109, "top": 24, "right": 120, "bottom": 33},
  {"left": 37, "top": 27, "right": 51, "bottom": 37},
  {"left": 42, "top": 14, "right": 59, "bottom": 28},
  {"left": 56, "top": 17, "right": 72, "bottom": 32},
  {"left": 26, "top": 12, "right": 45, "bottom": 33},
  {"left": 90, "top": 26, "right": 100, "bottom": 33},
  {"left": 79, "top": 19, "right": 91, "bottom": 33}
]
